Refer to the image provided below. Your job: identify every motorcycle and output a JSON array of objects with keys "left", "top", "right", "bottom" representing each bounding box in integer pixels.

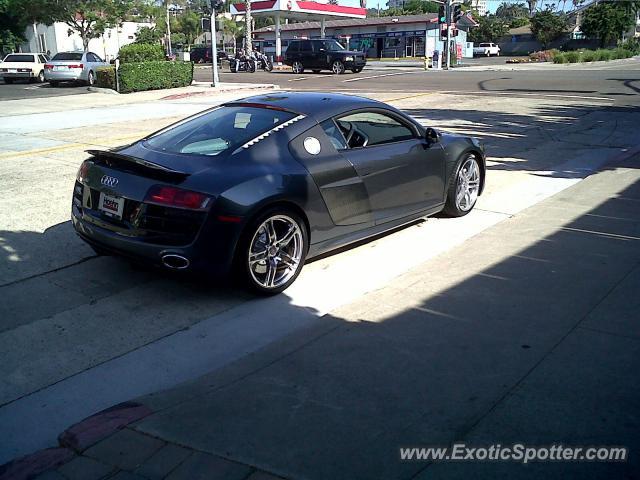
[
  {"left": 229, "top": 52, "right": 256, "bottom": 73},
  {"left": 255, "top": 51, "right": 273, "bottom": 72}
]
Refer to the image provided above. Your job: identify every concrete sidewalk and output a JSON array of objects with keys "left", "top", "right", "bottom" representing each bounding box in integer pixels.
[{"left": 3, "top": 150, "right": 638, "bottom": 480}]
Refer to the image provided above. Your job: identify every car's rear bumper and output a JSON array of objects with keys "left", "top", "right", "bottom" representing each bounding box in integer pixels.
[
  {"left": 72, "top": 204, "right": 241, "bottom": 277},
  {"left": 1, "top": 72, "right": 34, "bottom": 79},
  {"left": 44, "top": 70, "right": 84, "bottom": 81}
]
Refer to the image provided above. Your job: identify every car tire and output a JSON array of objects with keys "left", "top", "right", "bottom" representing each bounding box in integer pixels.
[
  {"left": 37, "top": 70, "right": 45, "bottom": 83},
  {"left": 292, "top": 61, "right": 304, "bottom": 74},
  {"left": 4, "top": 78, "right": 13, "bottom": 84},
  {"left": 351, "top": 67, "right": 363, "bottom": 73},
  {"left": 238, "top": 208, "right": 308, "bottom": 295},
  {"left": 49, "top": 81, "right": 59, "bottom": 87},
  {"left": 87, "top": 70, "right": 95, "bottom": 86},
  {"left": 443, "top": 154, "right": 481, "bottom": 217},
  {"left": 332, "top": 60, "right": 345, "bottom": 74}
]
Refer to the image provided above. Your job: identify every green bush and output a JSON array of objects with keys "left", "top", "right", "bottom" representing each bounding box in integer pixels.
[
  {"left": 620, "top": 38, "right": 640, "bottom": 55},
  {"left": 565, "top": 51, "right": 580, "bottom": 63},
  {"left": 118, "top": 60, "right": 193, "bottom": 93},
  {"left": 119, "top": 43, "right": 165, "bottom": 63},
  {"left": 95, "top": 66, "right": 116, "bottom": 89},
  {"left": 553, "top": 53, "right": 567, "bottom": 63},
  {"left": 611, "top": 47, "right": 632, "bottom": 60},
  {"left": 580, "top": 50, "right": 596, "bottom": 62},
  {"left": 594, "top": 49, "right": 611, "bottom": 61}
]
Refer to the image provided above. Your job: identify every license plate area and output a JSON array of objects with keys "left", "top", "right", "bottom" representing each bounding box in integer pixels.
[{"left": 98, "top": 192, "right": 124, "bottom": 220}]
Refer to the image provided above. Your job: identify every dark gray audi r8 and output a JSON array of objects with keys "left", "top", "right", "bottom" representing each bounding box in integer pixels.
[{"left": 72, "top": 92, "right": 485, "bottom": 294}]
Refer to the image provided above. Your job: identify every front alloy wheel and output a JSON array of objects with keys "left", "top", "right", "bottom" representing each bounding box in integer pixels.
[
  {"left": 87, "top": 71, "right": 95, "bottom": 86},
  {"left": 292, "top": 61, "right": 304, "bottom": 74},
  {"left": 332, "top": 60, "right": 345, "bottom": 74},
  {"left": 443, "top": 154, "right": 481, "bottom": 217},
  {"left": 244, "top": 212, "right": 307, "bottom": 294}
]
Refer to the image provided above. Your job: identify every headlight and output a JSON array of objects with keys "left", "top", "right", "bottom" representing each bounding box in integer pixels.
[{"left": 344, "top": 56, "right": 354, "bottom": 61}]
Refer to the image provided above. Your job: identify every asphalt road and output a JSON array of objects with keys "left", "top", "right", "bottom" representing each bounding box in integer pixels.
[
  {"left": 0, "top": 77, "right": 90, "bottom": 100},
  {"left": 196, "top": 60, "right": 640, "bottom": 105}
]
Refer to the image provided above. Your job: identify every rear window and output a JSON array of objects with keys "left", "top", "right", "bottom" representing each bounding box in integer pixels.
[
  {"left": 3, "top": 54, "right": 35, "bottom": 62},
  {"left": 52, "top": 52, "right": 83, "bottom": 61},
  {"left": 145, "top": 106, "right": 296, "bottom": 156}
]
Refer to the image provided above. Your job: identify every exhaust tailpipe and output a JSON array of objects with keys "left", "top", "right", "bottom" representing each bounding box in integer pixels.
[{"left": 161, "top": 254, "right": 190, "bottom": 270}]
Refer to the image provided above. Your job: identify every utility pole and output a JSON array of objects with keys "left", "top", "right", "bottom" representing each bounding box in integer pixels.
[
  {"left": 445, "top": 0, "right": 451, "bottom": 70},
  {"left": 210, "top": 8, "right": 219, "bottom": 86},
  {"left": 245, "top": 0, "right": 252, "bottom": 52},
  {"left": 166, "top": 2, "right": 172, "bottom": 57}
]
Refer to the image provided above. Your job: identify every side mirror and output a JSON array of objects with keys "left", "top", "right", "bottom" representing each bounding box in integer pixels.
[{"left": 425, "top": 127, "right": 440, "bottom": 144}]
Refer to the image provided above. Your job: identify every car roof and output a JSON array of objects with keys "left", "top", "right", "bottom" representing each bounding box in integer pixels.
[{"left": 228, "top": 92, "right": 388, "bottom": 121}]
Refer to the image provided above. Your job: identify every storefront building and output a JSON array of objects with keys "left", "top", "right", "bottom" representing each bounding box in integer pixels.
[{"left": 254, "top": 14, "right": 476, "bottom": 59}]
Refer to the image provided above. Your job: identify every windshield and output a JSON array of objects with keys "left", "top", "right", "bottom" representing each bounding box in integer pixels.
[
  {"left": 321, "top": 40, "right": 346, "bottom": 51},
  {"left": 52, "top": 52, "right": 83, "bottom": 61},
  {"left": 145, "top": 106, "right": 296, "bottom": 156},
  {"left": 3, "top": 54, "right": 35, "bottom": 62}
]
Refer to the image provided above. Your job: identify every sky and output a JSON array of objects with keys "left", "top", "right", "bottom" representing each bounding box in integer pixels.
[{"left": 343, "top": 0, "right": 577, "bottom": 13}]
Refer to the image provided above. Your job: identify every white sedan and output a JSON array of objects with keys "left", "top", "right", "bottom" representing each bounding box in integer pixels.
[
  {"left": 473, "top": 43, "right": 501, "bottom": 57},
  {"left": 44, "top": 51, "right": 109, "bottom": 87},
  {"left": 0, "top": 53, "right": 49, "bottom": 84}
]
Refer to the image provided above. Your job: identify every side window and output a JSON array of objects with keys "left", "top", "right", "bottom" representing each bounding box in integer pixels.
[
  {"left": 38, "top": 54, "right": 46, "bottom": 63},
  {"left": 336, "top": 111, "right": 416, "bottom": 148},
  {"left": 320, "top": 119, "right": 347, "bottom": 150},
  {"left": 287, "top": 42, "right": 298, "bottom": 53},
  {"left": 300, "top": 40, "right": 312, "bottom": 52},
  {"left": 92, "top": 53, "right": 104, "bottom": 62}
]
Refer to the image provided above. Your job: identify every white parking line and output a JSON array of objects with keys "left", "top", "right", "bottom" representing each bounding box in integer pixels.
[
  {"left": 342, "top": 71, "right": 420, "bottom": 83},
  {"left": 288, "top": 75, "right": 329, "bottom": 82}
]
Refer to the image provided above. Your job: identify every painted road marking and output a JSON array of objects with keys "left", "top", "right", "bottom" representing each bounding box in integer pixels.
[{"left": 342, "top": 71, "right": 420, "bottom": 83}]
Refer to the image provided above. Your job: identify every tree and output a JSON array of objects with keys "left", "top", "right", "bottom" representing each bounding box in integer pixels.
[
  {"left": 134, "top": 25, "right": 163, "bottom": 44},
  {"left": 50, "top": 0, "right": 134, "bottom": 51},
  {"left": 468, "top": 15, "right": 509, "bottom": 43},
  {"left": 580, "top": 1, "right": 637, "bottom": 47},
  {"left": 529, "top": 8, "right": 567, "bottom": 48},
  {"left": 495, "top": 2, "right": 529, "bottom": 21},
  {"left": 177, "top": 11, "right": 201, "bottom": 45},
  {"left": 0, "top": 0, "right": 55, "bottom": 53}
]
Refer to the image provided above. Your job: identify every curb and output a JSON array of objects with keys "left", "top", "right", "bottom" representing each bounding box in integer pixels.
[
  {"left": 0, "top": 401, "right": 153, "bottom": 480},
  {"left": 87, "top": 86, "right": 120, "bottom": 95},
  {"left": 160, "top": 84, "right": 278, "bottom": 100}
]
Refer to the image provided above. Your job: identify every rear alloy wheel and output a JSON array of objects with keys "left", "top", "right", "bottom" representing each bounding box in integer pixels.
[
  {"left": 332, "top": 60, "right": 345, "bottom": 74},
  {"left": 443, "top": 154, "right": 481, "bottom": 217},
  {"left": 242, "top": 211, "right": 308, "bottom": 294},
  {"left": 292, "top": 61, "right": 304, "bottom": 74},
  {"left": 37, "top": 70, "right": 45, "bottom": 83},
  {"left": 87, "top": 70, "right": 95, "bottom": 86}
]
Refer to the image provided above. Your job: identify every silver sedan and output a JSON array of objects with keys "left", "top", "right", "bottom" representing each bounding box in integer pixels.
[{"left": 44, "top": 51, "right": 108, "bottom": 86}]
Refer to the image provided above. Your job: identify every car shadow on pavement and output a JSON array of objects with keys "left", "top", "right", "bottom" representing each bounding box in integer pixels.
[
  {"left": 126, "top": 162, "right": 640, "bottom": 480},
  {"left": 402, "top": 103, "right": 640, "bottom": 179}
]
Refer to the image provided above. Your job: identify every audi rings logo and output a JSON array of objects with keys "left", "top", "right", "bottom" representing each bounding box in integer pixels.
[{"left": 100, "top": 175, "right": 119, "bottom": 187}]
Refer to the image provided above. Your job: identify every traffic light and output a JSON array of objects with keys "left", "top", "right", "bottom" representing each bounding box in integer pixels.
[
  {"left": 438, "top": 4, "right": 446, "bottom": 24},
  {"left": 453, "top": 4, "right": 462, "bottom": 23},
  {"left": 440, "top": 23, "right": 448, "bottom": 40}
]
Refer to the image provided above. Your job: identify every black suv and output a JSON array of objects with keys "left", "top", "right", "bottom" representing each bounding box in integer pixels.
[
  {"left": 190, "top": 47, "right": 227, "bottom": 64},
  {"left": 284, "top": 39, "right": 366, "bottom": 74}
]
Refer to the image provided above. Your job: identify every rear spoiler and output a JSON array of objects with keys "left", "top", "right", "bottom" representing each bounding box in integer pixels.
[{"left": 86, "top": 149, "right": 189, "bottom": 181}]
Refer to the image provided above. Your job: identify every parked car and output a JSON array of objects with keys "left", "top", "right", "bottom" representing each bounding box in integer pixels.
[
  {"left": 0, "top": 53, "right": 49, "bottom": 84},
  {"left": 190, "top": 47, "right": 227, "bottom": 64},
  {"left": 285, "top": 39, "right": 366, "bottom": 74},
  {"left": 44, "top": 51, "right": 108, "bottom": 86},
  {"left": 473, "top": 43, "right": 500, "bottom": 57},
  {"left": 71, "top": 92, "right": 486, "bottom": 294}
]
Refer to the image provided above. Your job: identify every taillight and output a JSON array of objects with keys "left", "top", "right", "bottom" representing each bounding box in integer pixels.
[
  {"left": 68, "top": 64, "right": 83, "bottom": 69},
  {"left": 76, "top": 161, "right": 90, "bottom": 182},
  {"left": 144, "top": 185, "right": 210, "bottom": 210},
  {"left": 44, "top": 64, "right": 53, "bottom": 69}
]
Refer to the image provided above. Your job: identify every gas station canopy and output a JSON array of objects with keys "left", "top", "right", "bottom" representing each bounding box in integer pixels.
[
  {"left": 230, "top": 0, "right": 366, "bottom": 22},
  {"left": 231, "top": 0, "right": 366, "bottom": 61}
]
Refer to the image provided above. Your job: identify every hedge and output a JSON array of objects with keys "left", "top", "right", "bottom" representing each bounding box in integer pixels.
[
  {"left": 119, "top": 43, "right": 165, "bottom": 63},
  {"left": 95, "top": 66, "right": 116, "bottom": 89},
  {"left": 118, "top": 60, "right": 193, "bottom": 93},
  {"left": 553, "top": 47, "right": 634, "bottom": 64}
]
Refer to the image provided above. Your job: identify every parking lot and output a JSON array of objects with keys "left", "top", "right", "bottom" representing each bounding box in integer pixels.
[{"left": 1, "top": 59, "right": 640, "bottom": 478}]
